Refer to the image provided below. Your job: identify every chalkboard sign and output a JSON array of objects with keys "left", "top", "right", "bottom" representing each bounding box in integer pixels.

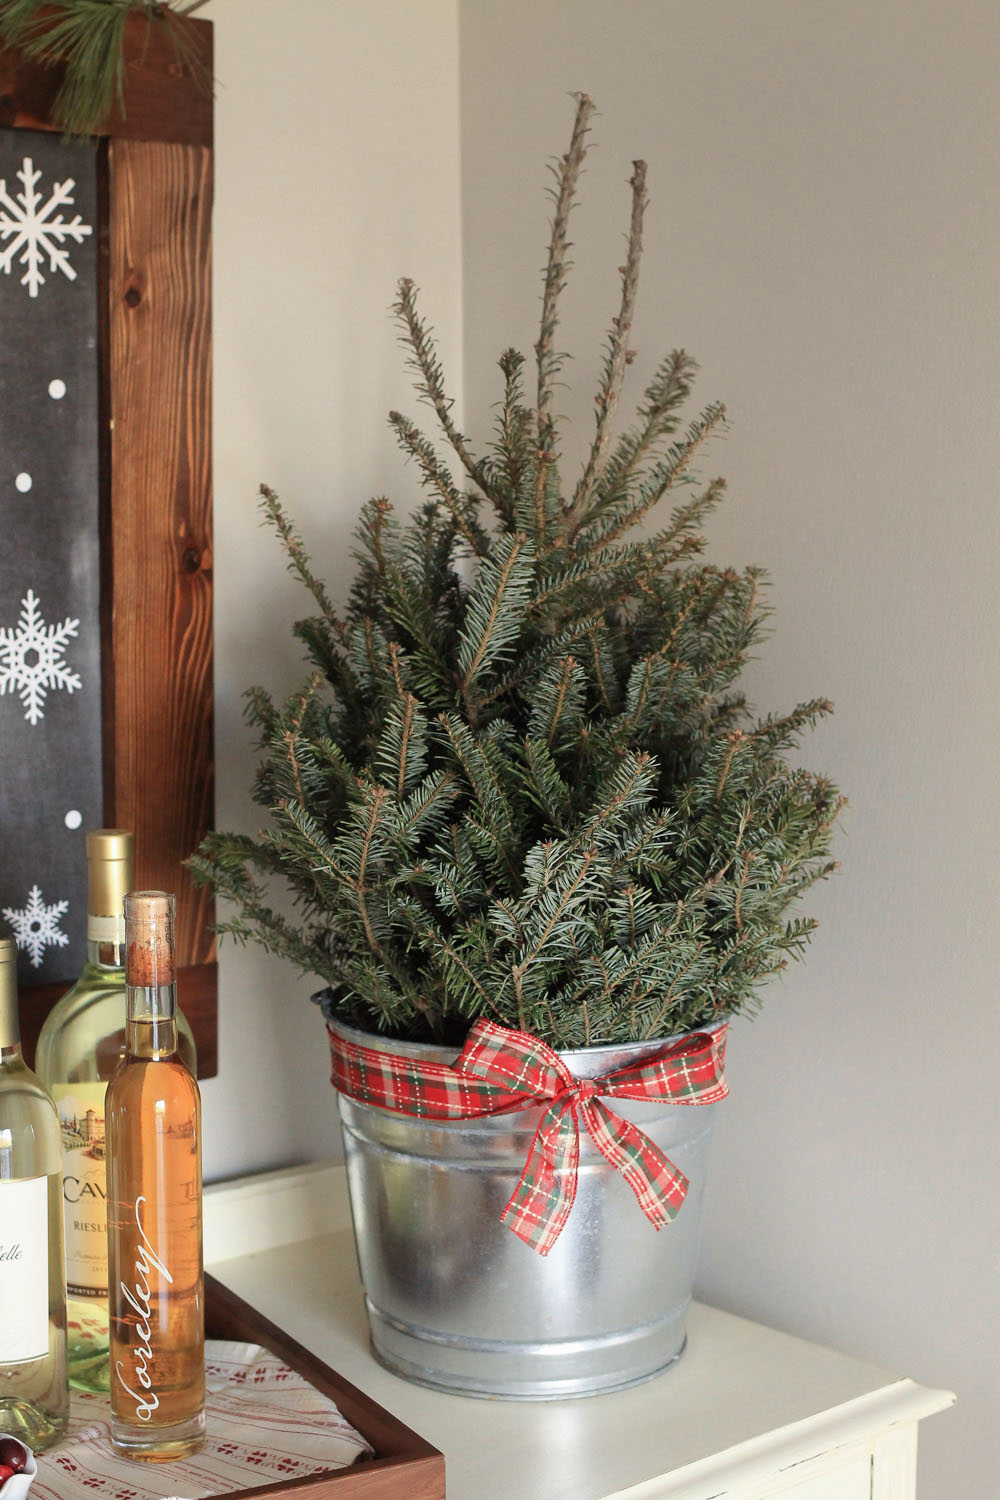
[
  {"left": 0, "top": 15, "right": 218, "bottom": 1076},
  {"left": 0, "top": 130, "right": 103, "bottom": 987}
]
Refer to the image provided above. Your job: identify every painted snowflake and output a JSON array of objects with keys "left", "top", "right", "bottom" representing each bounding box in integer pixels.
[
  {"left": 0, "top": 156, "right": 93, "bottom": 299},
  {"left": 2, "top": 884, "right": 70, "bottom": 968},
  {"left": 0, "top": 589, "right": 82, "bottom": 725}
]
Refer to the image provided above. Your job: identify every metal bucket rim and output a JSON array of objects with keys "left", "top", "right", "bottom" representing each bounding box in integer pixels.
[{"left": 326, "top": 1011, "right": 727, "bottom": 1078}]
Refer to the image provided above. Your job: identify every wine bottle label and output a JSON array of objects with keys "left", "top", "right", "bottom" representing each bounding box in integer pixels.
[
  {"left": 0, "top": 1176, "right": 49, "bottom": 1361},
  {"left": 52, "top": 1081, "right": 109, "bottom": 1296},
  {"left": 113, "top": 1195, "right": 176, "bottom": 1424},
  {"left": 87, "top": 914, "right": 125, "bottom": 944}
]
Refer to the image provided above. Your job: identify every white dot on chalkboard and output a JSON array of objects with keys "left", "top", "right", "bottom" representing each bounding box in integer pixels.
[
  {"left": 64, "top": 810, "right": 82, "bottom": 830},
  {"left": 14, "top": 472, "right": 32, "bottom": 493},
  {"left": 48, "top": 379, "right": 67, "bottom": 400}
]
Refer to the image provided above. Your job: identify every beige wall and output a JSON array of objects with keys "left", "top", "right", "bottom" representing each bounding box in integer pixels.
[
  {"left": 200, "top": 0, "right": 462, "bottom": 1174},
  {"left": 201, "top": 2, "right": 996, "bottom": 1494},
  {"left": 459, "top": 3, "right": 998, "bottom": 1496}
]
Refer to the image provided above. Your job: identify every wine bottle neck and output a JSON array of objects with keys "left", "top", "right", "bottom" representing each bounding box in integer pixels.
[
  {"left": 85, "top": 937, "right": 126, "bottom": 972},
  {"left": 125, "top": 982, "right": 179, "bottom": 1060},
  {"left": 0, "top": 951, "right": 21, "bottom": 1055}
]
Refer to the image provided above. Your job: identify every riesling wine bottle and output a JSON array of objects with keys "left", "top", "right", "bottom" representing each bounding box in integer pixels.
[
  {"left": 35, "top": 831, "right": 196, "bottom": 1391},
  {"left": 0, "top": 937, "right": 69, "bottom": 1451}
]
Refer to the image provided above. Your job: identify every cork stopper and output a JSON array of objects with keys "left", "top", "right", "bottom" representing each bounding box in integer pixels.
[{"left": 125, "top": 890, "right": 176, "bottom": 987}]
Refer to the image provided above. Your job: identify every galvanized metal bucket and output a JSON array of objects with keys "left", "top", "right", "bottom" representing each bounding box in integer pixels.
[{"left": 330, "top": 1017, "right": 725, "bottom": 1400}]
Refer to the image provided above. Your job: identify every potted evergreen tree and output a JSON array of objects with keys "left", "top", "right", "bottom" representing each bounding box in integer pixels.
[{"left": 191, "top": 95, "right": 843, "bottom": 1399}]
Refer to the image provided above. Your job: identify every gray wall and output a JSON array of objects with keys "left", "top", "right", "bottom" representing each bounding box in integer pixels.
[
  {"left": 459, "top": 3, "right": 998, "bottom": 1496},
  {"left": 201, "top": 0, "right": 463, "bottom": 1171},
  {"left": 202, "top": 3, "right": 996, "bottom": 1494}
]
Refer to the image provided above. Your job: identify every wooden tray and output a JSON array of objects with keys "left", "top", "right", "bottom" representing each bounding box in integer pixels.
[{"left": 204, "top": 1273, "right": 445, "bottom": 1500}]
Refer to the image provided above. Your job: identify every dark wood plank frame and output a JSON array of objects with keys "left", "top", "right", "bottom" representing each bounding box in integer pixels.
[
  {"left": 0, "top": 14, "right": 217, "bottom": 1076},
  {"left": 205, "top": 1275, "right": 446, "bottom": 1500}
]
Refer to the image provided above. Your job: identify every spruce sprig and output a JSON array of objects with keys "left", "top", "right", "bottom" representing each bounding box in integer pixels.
[
  {"left": 0, "top": 0, "right": 210, "bottom": 137},
  {"left": 189, "top": 95, "right": 844, "bottom": 1047}
]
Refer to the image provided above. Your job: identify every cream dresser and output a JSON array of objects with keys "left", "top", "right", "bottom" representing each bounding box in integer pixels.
[{"left": 205, "top": 1163, "right": 954, "bottom": 1500}]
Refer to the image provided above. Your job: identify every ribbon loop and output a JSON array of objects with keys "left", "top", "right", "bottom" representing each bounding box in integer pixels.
[{"left": 328, "top": 1018, "right": 728, "bottom": 1256}]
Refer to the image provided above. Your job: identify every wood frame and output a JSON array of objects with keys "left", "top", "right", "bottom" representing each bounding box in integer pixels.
[
  {"left": 0, "top": 14, "right": 217, "bottom": 1075},
  {"left": 205, "top": 1275, "right": 446, "bottom": 1500}
]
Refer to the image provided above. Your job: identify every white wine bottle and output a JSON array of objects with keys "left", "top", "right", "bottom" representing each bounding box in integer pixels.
[
  {"left": 0, "top": 936, "right": 69, "bottom": 1451},
  {"left": 35, "top": 831, "right": 196, "bottom": 1391}
]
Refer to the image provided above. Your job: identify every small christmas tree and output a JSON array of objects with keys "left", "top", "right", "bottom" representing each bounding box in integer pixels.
[{"left": 190, "top": 95, "right": 843, "bottom": 1049}]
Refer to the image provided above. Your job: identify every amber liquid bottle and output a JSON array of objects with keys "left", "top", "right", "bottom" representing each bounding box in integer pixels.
[{"left": 105, "top": 892, "right": 204, "bottom": 1460}]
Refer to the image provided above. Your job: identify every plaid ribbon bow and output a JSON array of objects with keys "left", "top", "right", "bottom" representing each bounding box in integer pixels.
[{"left": 328, "top": 1018, "right": 727, "bottom": 1256}]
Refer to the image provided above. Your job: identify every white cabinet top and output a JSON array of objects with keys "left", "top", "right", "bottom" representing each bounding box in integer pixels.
[{"left": 204, "top": 1162, "right": 954, "bottom": 1500}]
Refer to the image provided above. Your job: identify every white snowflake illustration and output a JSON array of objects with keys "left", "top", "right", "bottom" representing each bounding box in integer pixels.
[
  {"left": 2, "top": 884, "right": 70, "bottom": 968},
  {"left": 0, "top": 589, "right": 82, "bottom": 725},
  {"left": 0, "top": 156, "right": 93, "bottom": 299}
]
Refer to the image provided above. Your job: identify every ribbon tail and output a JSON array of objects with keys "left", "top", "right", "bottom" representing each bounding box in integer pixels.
[
  {"left": 501, "top": 1099, "right": 579, "bottom": 1256},
  {"left": 584, "top": 1099, "right": 689, "bottom": 1228}
]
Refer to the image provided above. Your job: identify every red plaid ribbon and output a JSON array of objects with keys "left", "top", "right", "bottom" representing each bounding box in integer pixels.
[{"left": 328, "top": 1019, "right": 728, "bottom": 1256}]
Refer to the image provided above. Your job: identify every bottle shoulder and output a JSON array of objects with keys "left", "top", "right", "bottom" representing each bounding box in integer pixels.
[
  {"left": 0, "top": 1055, "right": 58, "bottom": 1106},
  {"left": 106, "top": 1055, "right": 201, "bottom": 1111},
  {"left": 36, "top": 979, "right": 196, "bottom": 1083},
  {"left": 35, "top": 970, "right": 127, "bottom": 1079},
  {"left": 0, "top": 1057, "right": 62, "bottom": 1166}
]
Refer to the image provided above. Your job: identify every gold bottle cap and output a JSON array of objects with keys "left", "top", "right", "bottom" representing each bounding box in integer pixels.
[
  {"left": 86, "top": 828, "right": 133, "bottom": 863},
  {"left": 86, "top": 828, "right": 134, "bottom": 927}
]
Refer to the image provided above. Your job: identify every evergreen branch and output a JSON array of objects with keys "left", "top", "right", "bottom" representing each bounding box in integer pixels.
[
  {"left": 0, "top": 0, "right": 130, "bottom": 135},
  {"left": 570, "top": 350, "right": 698, "bottom": 541},
  {"left": 637, "top": 941, "right": 710, "bottom": 1040},
  {"left": 569, "top": 159, "right": 648, "bottom": 523},
  {"left": 576, "top": 751, "right": 657, "bottom": 849},
  {"left": 586, "top": 627, "right": 618, "bottom": 714},
  {"left": 419, "top": 918, "right": 503, "bottom": 1020},
  {"left": 347, "top": 783, "right": 402, "bottom": 975},
  {"left": 281, "top": 672, "right": 326, "bottom": 808},
  {"left": 0, "top": 0, "right": 211, "bottom": 136},
  {"left": 518, "top": 737, "right": 572, "bottom": 829},
  {"left": 485, "top": 348, "right": 532, "bottom": 527},
  {"left": 394, "top": 277, "right": 503, "bottom": 509},
  {"left": 510, "top": 848, "right": 597, "bottom": 1027},
  {"left": 437, "top": 715, "right": 517, "bottom": 839},
  {"left": 457, "top": 532, "right": 535, "bottom": 710},
  {"left": 389, "top": 412, "right": 490, "bottom": 557},
  {"left": 352, "top": 495, "right": 395, "bottom": 581},
  {"left": 388, "top": 771, "right": 461, "bottom": 850},
  {"left": 477, "top": 612, "right": 604, "bottom": 709},
  {"left": 527, "top": 655, "right": 585, "bottom": 749},
  {"left": 531, "top": 92, "right": 595, "bottom": 532},
  {"left": 277, "top": 798, "right": 356, "bottom": 893},
  {"left": 576, "top": 402, "right": 727, "bottom": 552},
  {"left": 260, "top": 485, "right": 347, "bottom": 643},
  {"left": 374, "top": 691, "right": 427, "bottom": 797},
  {"left": 381, "top": 565, "right": 457, "bottom": 706}
]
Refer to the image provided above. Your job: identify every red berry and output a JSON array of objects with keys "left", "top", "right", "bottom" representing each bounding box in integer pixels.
[
  {"left": 0, "top": 1462, "right": 16, "bottom": 1483},
  {"left": 0, "top": 1436, "right": 27, "bottom": 1471}
]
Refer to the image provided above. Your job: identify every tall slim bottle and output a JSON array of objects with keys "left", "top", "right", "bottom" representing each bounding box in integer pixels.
[
  {"left": 0, "top": 937, "right": 69, "bottom": 1451},
  {"left": 36, "top": 831, "right": 196, "bottom": 1391},
  {"left": 105, "top": 892, "right": 204, "bottom": 1461}
]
